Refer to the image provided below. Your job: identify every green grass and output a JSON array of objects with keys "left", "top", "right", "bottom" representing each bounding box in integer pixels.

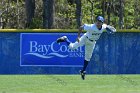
[{"left": 0, "top": 75, "right": 140, "bottom": 93}]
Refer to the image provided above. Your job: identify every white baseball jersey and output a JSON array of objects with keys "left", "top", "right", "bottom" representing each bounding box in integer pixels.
[
  {"left": 84, "top": 23, "right": 107, "bottom": 41},
  {"left": 69, "top": 23, "right": 107, "bottom": 61}
]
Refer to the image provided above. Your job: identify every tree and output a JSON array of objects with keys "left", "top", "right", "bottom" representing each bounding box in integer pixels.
[
  {"left": 102, "top": 0, "right": 106, "bottom": 18},
  {"left": 0, "top": 0, "right": 139, "bottom": 29},
  {"left": 88, "top": 0, "right": 94, "bottom": 23},
  {"left": 75, "top": 0, "right": 82, "bottom": 28},
  {"left": 134, "top": 0, "right": 140, "bottom": 29},
  {"left": 119, "top": 0, "right": 124, "bottom": 29},
  {"left": 25, "top": 0, "right": 35, "bottom": 28},
  {"left": 42, "top": 0, "right": 55, "bottom": 29},
  {"left": 106, "top": 2, "right": 111, "bottom": 25}
]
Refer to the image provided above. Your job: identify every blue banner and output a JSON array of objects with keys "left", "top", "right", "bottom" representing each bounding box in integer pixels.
[
  {"left": 0, "top": 32, "right": 140, "bottom": 74},
  {"left": 20, "top": 33, "right": 84, "bottom": 67}
]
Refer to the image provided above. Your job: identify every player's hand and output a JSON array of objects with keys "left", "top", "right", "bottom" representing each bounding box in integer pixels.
[{"left": 77, "top": 37, "right": 80, "bottom": 43}]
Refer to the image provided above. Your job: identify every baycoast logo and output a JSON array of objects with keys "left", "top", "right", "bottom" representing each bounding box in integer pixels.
[
  {"left": 24, "top": 41, "right": 84, "bottom": 59},
  {"left": 20, "top": 33, "right": 84, "bottom": 66}
]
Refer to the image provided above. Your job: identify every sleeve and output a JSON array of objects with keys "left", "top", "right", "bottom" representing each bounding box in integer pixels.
[
  {"left": 83, "top": 24, "right": 92, "bottom": 31},
  {"left": 106, "top": 25, "right": 116, "bottom": 34}
]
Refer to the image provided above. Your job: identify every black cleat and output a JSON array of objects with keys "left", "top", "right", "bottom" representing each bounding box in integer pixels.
[
  {"left": 79, "top": 70, "right": 86, "bottom": 80},
  {"left": 56, "top": 36, "right": 67, "bottom": 43}
]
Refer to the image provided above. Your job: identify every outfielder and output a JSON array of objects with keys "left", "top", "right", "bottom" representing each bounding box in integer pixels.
[{"left": 56, "top": 16, "right": 116, "bottom": 80}]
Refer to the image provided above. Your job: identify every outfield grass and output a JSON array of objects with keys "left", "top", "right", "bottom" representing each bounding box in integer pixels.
[{"left": 0, "top": 75, "right": 140, "bottom": 93}]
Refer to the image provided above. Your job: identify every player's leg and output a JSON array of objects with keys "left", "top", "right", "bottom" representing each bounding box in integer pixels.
[
  {"left": 57, "top": 35, "right": 86, "bottom": 49},
  {"left": 80, "top": 40, "right": 96, "bottom": 80},
  {"left": 68, "top": 35, "right": 86, "bottom": 50}
]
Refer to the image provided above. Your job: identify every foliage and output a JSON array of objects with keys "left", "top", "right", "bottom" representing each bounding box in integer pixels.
[
  {"left": 0, "top": 0, "right": 139, "bottom": 29},
  {"left": 0, "top": 0, "right": 25, "bottom": 29}
]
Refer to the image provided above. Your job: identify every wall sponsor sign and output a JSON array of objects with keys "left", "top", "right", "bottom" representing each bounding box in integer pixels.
[{"left": 20, "top": 33, "right": 84, "bottom": 67}]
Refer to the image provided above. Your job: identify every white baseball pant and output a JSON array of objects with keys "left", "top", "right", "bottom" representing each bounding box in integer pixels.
[{"left": 68, "top": 34, "right": 96, "bottom": 61}]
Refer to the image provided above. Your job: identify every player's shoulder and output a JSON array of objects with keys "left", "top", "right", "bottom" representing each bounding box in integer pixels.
[
  {"left": 101, "top": 24, "right": 107, "bottom": 29},
  {"left": 83, "top": 24, "right": 94, "bottom": 29},
  {"left": 83, "top": 24, "right": 95, "bottom": 31}
]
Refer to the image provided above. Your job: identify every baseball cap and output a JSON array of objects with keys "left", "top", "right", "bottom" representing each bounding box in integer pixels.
[{"left": 97, "top": 16, "right": 104, "bottom": 23}]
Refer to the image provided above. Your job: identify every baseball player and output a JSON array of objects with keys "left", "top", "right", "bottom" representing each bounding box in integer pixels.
[{"left": 56, "top": 16, "right": 116, "bottom": 80}]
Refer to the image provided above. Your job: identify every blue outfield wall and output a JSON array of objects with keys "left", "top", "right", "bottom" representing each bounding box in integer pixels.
[{"left": 0, "top": 30, "right": 140, "bottom": 74}]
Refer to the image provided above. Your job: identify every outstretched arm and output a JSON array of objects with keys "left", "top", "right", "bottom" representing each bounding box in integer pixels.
[{"left": 106, "top": 25, "right": 116, "bottom": 34}]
